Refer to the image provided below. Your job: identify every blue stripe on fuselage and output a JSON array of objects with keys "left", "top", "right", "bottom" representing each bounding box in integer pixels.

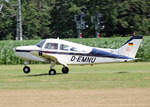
[{"left": 90, "top": 48, "right": 132, "bottom": 59}]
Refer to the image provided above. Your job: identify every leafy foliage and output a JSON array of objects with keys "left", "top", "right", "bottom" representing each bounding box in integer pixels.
[{"left": 0, "top": 0, "right": 149, "bottom": 39}]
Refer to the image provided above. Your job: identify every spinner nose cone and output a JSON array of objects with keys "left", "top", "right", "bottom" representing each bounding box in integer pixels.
[{"left": 13, "top": 46, "right": 22, "bottom": 52}]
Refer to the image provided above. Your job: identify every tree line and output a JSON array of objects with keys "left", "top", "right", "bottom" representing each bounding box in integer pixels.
[{"left": 0, "top": 0, "right": 150, "bottom": 40}]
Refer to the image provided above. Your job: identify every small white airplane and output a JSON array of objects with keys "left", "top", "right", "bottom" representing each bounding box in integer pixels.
[{"left": 13, "top": 36, "right": 142, "bottom": 75}]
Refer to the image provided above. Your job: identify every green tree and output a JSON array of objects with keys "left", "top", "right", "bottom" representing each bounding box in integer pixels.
[
  {"left": 0, "top": 1, "right": 16, "bottom": 40},
  {"left": 0, "top": 0, "right": 150, "bottom": 40},
  {"left": 22, "top": 0, "right": 52, "bottom": 39}
]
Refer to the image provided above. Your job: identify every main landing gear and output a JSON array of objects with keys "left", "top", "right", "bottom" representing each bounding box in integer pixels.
[
  {"left": 49, "top": 62, "right": 69, "bottom": 75},
  {"left": 49, "top": 67, "right": 69, "bottom": 75},
  {"left": 62, "top": 66, "right": 69, "bottom": 74}
]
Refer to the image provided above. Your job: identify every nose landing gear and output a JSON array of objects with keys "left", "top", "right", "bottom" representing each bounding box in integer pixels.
[
  {"left": 23, "top": 66, "right": 30, "bottom": 74},
  {"left": 23, "top": 61, "right": 30, "bottom": 74}
]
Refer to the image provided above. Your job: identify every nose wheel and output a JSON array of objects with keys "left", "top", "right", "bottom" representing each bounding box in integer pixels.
[{"left": 23, "top": 66, "right": 30, "bottom": 74}]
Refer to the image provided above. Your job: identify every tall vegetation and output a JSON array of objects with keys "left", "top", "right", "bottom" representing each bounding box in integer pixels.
[
  {"left": 0, "top": 0, "right": 150, "bottom": 40},
  {"left": 0, "top": 36, "right": 150, "bottom": 64}
]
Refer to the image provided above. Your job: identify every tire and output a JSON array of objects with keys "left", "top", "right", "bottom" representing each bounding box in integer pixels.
[
  {"left": 23, "top": 66, "right": 30, "bottom": 74},
  {"left": 49, "top": 69, "right": 56, "bottom": 75},
  {"left": 62, "top": 67, "right": 69, "bottom": 74}
]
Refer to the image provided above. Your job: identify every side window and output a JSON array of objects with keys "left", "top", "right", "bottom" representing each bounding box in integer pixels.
[
  {"left": 45, "top": 43, "right": 58, "bottom": 50},
  {"left": 70, "top": 47, "right": 77, "bottom": 51},
  {"left": 60, "top": 44, "right": 69, "bottom": 51}
]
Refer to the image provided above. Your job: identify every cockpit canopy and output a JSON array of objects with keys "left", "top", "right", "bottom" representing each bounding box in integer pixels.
[{"left": 36, "top": 39, "right": 78, "bottom": 52}]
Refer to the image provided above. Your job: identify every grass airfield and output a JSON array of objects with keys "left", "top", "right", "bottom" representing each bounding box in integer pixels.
[
  {"left": 0, "top": 62, "right": 150, "bottom": 107},
  {"left": 0, "top": 62, "right": 150, "bottom": 89}
]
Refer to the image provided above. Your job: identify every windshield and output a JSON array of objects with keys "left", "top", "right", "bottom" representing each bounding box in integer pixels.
[{"left": 36, "top": 40, "right": 46, "bottom": 48}]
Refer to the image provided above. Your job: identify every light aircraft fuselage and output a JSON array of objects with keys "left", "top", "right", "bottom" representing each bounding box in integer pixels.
[{"left": 14, "top": 36, "right": 143, "bottom": 75}]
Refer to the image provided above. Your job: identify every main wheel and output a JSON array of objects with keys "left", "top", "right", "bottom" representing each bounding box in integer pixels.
[
  {"left": 62, "top": 67, "right": 69, "bottom": 74},
  {"left": 49, "top": 69, "right": 56, "bottom": 75},
  {"left": 23, "top": 66, "right": 30, "bottom": 74}
]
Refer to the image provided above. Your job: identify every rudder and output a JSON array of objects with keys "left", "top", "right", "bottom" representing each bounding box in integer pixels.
[{"left": 118, "top": 36, "right": 143, "bottom": 59}]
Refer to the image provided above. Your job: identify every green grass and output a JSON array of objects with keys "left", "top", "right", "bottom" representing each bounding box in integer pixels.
[{"left": 0, "top": 62, "right": 150, "bottom": 90}]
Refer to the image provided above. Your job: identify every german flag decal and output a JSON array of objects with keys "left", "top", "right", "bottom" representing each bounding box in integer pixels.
[{"left": 128, "top": 43, "right": 133, "bottom": 46}]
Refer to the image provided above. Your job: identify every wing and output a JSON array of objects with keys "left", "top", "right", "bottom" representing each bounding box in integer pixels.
[{"left": 30, "top": 51, "right": 68, "bottom": 66}]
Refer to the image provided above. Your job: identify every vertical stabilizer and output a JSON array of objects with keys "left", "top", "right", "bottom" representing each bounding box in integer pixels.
[{"left": 118, "top": 36, "right": 143, "bottom": 58}]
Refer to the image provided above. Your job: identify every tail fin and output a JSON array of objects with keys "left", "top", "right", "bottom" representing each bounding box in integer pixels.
[{"left": 118, "top": 36, "right": 143, "bottom": 59}]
